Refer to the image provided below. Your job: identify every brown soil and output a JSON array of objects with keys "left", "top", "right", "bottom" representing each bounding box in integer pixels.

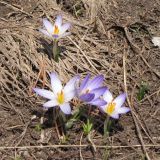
[{"left": 0, "top": 0, "right": 160, "bottom": 159}]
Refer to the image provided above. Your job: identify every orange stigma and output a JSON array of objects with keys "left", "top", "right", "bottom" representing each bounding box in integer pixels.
[{"left": 53, "top": 25, "right": 59, "bottom": 35}]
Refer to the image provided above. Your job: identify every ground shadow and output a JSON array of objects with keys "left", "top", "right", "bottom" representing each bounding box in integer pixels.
[{"left": 37, "top": 37, "right": 67, "bottom": 60}]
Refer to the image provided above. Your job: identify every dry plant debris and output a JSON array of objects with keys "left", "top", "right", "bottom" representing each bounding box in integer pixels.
[{"left": 0, "top": 0, "right": 160, "bottom": 159}]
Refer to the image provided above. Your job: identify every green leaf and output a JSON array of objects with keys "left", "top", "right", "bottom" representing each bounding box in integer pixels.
[
  {"left": 137, "top": 81, "right": 149, "bottom": 101},
  {"left": 35, "top": 124, "right": 42, "bottom": 132},
  {"left": 65, "top": 108, "right": 81, "bottom": 130},
  {"left": 83, "top": 119, "right": 93, "bottom": 135},
  {"left": 104, "top": 117, "right": 112, "bottom": 137}
]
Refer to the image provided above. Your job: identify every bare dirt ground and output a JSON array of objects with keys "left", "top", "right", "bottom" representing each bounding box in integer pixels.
[{"left": 0, "top": 0, "right": 160, "bottom": 159}]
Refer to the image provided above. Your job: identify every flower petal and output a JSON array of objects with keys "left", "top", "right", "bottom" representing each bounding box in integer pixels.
[
  {"left": 103, "top": 89, "right": 113, "bottom": 103},
  {"left": 58, "top": 32, "right": 71, "bottom": 39},
  {"left": 91, "top": 86, "right": 107, "bottom": 99},
  {"left": 53, "top": 34, "right": 59, "bottom": 39},
  {"left": 79, "top": 74, "right": 90, "bottom": 91},
  {"left": 50, "top": 72, "right": 62, "bottom": 94},
  {"left": 43, "top": 100, "right": 58, "bottom": 108},
  {"left": 117, "top": 107, "right": 130, "bottom": 114},
  {"left": 64, "top": 90, "right": 76, "bottom": 102},
  {"left": 110, "top": 113, "right": 119, "bottom": 119},
  {"left": 89, "top": 98, "right": 107, "bottom": 106},
  {"left": 33, "top": 88, "right": 55, "bottom": 99},
  {"left": 60, "top": 103, "right": 71, "bottom": 114},
  {"left": 60, "top": 23, "right": 71, "bottom": 35},
  {"left": 113, "top": 93, "right": 126, "bottom": 109},
  {"left": 79, "top": 93, "right": 95, "bottom": 102},
  {"left": 43, "top": 19, "right": 53, "bottom": 34},
  {"left": 39, "top": 29, "right": 52, "bottom": 37},
  {"left": 63, "top": 75, "right": 80, "bottom": 101},
  {"left": 55, "top": 15, "right": 62, "bottom": 27},
  {"left": 64, "top": 75, "right": 80, "bottom": 93},
  {"left": 98, "top": 105, "right": 106, "bottom": 113},
  {"left": 87, "top": 75, "right": 104, "bottom": 90}
]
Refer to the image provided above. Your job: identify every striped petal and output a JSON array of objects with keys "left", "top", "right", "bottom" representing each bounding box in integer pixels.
[
  {"left": 39, "top": 29, "right": 52, "bottom": 37},
  {"left": 60, "top": 103, "right": 71, "bottom": 114},
  {"left": 43, "top": 100, "right": 58, "bottom": 108},
  {"left": 117, "top": 107, "right": 130, "bottom": 114},
  {"left": 55, "top": 15, "right": 62, "bottom": 27},
  {"left": 89, "top": 98, "right": 107, "bottom": 106},
  {"left": 91, "top": 86, "right": 107, "bottom": 99},
  {"left": 64, "top": 75, "right": 80, "bottom": 93},
  {"left": 79, "top": 74, "right": 90, "bottom": 91},
  {"left": 87, "top": 75, "right": 104, "bottom": 90},
  {"left": 63, "top": 75, "right": 80, "bottom": 101},
  {"left": 50, "top": 72, "right": 62, "bottom": 94},
  {"left": 113, "top": 93, "right": 126, "bottom": 109},
  {"left": 79, "top": 93, "right": 94, "bottom": 102},
  {"left": 103, "top": 90, "right": 113, "bottom": 103},
  {"left": 110, "top": 113, "right": 119, "bottom": 119},
  {"left": 60, "top": 23, "right": 71, "bottom": 35},
  {"left": 98, "top": 105, "right": 106, "bottom": 113},
  {"left": 43, "top": 19, "right": 53, "bottom": 34},
  {"left": 64, "top": 90, "right": 76, "bottom": 102},
  {"left": 58, "top": 32, "right": 71, "bottom": 39},
  {"left": 33, "top": 88, "right": 55, "bottom": 99}
]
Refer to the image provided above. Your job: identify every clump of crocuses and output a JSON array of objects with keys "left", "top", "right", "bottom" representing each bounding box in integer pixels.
[
  {"left": 33, "top": 72, "right": 130, "bottom": 119},
  {"left": 39, "top": 15, "right": 71, "bottom": 61}
]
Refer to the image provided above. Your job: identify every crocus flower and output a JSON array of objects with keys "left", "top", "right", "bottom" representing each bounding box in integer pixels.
[
  {"left": 33, "top": 72, "right": 79, "bottom": 114},
  {"left": 39, "top": 15, "right": 71, "bottom": 39},
  {"left": 99, "top": 90, "right": 130, "bottom": 119},
  {"left": 77, "top": 74, "right": 107, "bottom": 106}
]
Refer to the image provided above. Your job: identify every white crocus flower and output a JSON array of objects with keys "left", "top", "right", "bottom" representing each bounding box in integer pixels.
[
  {"left": 99, "top": 90, "right": 130, "bottom": 119},
  {"left": 33, "top": 72, "right": 79, "bottom": 114},
  {"left": 39, "top": 15, "right": 71, "bottom": 39}
]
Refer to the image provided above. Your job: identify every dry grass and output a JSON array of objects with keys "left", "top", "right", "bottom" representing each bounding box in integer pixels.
[{"left": 0, "top": 0, "right": 160, "bottom": 159}]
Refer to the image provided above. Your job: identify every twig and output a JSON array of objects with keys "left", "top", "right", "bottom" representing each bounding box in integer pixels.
[
  {"left": 124, "top": 27, "right": 160, "bottom": 78},
  {"left": 0, "top": 144, "right": 159, "bottom": 150},
  {"left": 15, "top": 121, "right": 30, "bottom": 147},
  {"left": 123, "top": 49, "right": 151, "bottom": 160},
  {"left": 87, "top": 133, "right": 97, "bottom": 152},
  {"left": 40, "top": 114, "right": 44, "bottom": 144},
  {"left": 68, "top": 37, "right": 100, "bottom": 74},
  {"left": 79, "top": 132, "right": 84, "bottom": 160},
  {"left": 139, "top": 87, "right": 160, "bottom": 103},
  {"left": 0, "top": 1, "right": 33, "bottom": 17}
]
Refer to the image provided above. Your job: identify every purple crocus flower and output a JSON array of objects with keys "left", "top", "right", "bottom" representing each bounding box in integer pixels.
[
  {"left": 99, "top": 90, "right": 130, "bottom": 119},
  {"left": 77, "top": 74, "right": 107, "bottom": 106},
  {"left": 33, "top": 72, "right": 79, "bottom": 114},
  {"left": 39, "top": 15, "right": 71, "bottom": 39}
]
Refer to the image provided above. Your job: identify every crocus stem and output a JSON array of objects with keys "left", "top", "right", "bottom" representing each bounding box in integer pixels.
[
  {"left": 104, "top": 116, "right": 111, "bottom": 137},
  {"left": 59, "top": 111, "right": 67, "bottom": 135},
  {"left": 88, "top": 105, "right": 92, "bottom": 115},
  {"left": 53, "top": 108, "right": 61, "bottom": 140},
  {"left": 52, "top": 39, "right": 60, "bottom": 61}
]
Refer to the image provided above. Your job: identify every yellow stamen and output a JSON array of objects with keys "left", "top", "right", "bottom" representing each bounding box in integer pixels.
[
  {"left": 53, "top": 25, "right": 59, "bottom": 35},
  {"left": 57, "top": 90, "right": 64, "bottom": 104},
  {"left": 106, "top": 102, "right": 116, "bottom": 115}
]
